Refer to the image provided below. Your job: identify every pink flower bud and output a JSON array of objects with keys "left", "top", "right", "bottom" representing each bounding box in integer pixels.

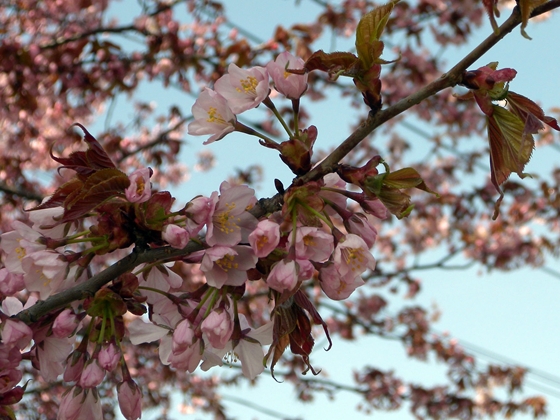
[
  {"left": 98, "top": 342, "right": 121, "bottom": 371},
  {"left": 266, "top": 259, "right": 298, "bottom": 292},
  {"left": 59, "top": 388, "right": 101, "bottom": 420},
  {"left": 162, "top": 224, "right": 190, "bottom": 249},
  {"left": 125, "top": 168, "right": 153, "bottom": 203},
  {"left": 267, "top": 51, "right": 308, "bottom": 99},
  {"left": 0, "top": 268, "right": 24, "bottom": 296},
  {"left": 78, "top": 360, "right": 105, "bottom": 388},
  {"left": 117, "top": 380, "right": 142, "bottom": 420},
  {"left": 58, "top": 388, "right": 85, "bottom": 420},
  {"left": 344, "top": 213, "right": 378, "bottom": 248},
  {"left": 63, "top": 351, "right": 86, "bottom": 383},
  {"left": 1, "top": 319, "right": 32, "bottom": 350},
  {"left": 248, "top": 219, "right": 280, "bottom": 258},
  {"left": 201, "top": 308, "right": 234, "bottom": 349},
  {"left": 172, "top": 319, "right": 195, "bottom": 354},
  {"left": 52, "top": 309, "right": 79, "bottom": 338}
]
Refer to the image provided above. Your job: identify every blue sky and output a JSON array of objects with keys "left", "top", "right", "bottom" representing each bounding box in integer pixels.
[{"left": 101, "top": 1, "right": 560, "bottom": 419}]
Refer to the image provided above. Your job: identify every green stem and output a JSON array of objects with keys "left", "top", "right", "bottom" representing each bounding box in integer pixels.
[{"left": 263, "top": 97, "right": 294, "bottom": 138}]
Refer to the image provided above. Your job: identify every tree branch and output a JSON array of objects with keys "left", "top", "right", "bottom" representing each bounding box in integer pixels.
[
  {"left": 15, "top": 241, "right": 203, "bottom": 324},
  {"left": 296, "top": 2, "right": 560, "bottom": 185}
]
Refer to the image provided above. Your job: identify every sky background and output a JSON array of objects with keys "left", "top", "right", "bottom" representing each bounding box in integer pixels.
[{"left": 100, "top": 1, "right": 560, "bottom": 419}]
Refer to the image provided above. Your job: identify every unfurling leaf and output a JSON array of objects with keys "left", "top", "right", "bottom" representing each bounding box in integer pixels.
[
  {"left": 50, "top": 124, "right": 117, "bottom": 179},
  {"left": 507, "top": 91, "right": 560, "bottom": 133},
  {"left": 363, "top": 167, "right": 438, "bottom": 219},
  {"left": 302, "top": 50, "right": 360, "bottom": 78},
  {"left": 62, "top": 168, "right": 131, "bottom": 222},
  {"left": 355, "top": 0, "right": 399, "bottom": 68},
  {"left": 487, "top": 105, "right": 535, "bottom": 218}
]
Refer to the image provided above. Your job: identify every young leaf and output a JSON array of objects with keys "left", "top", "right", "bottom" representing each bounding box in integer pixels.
[
  {"left": 62, "top": 168, "right": 131, "bottom": 222},
  {"left": 487, "top": 105, "right": 535, "bottom": 188},
  {"left": 355, "top": 0, "right": 399, "bottom": 68},
  {"left": 507, "top": 91, "right": 560, "bottom": 133}
]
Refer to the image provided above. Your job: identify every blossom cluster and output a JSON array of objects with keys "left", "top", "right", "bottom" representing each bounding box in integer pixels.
[{"left": 0, "top": 52, "right": 394, "bottom": 420}]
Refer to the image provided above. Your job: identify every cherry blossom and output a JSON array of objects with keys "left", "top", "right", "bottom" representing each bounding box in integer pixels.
[
  {"left": 201, "top": 308, "right": 234, "bottom": 349},
  {"left": 201, "top": 245, "right": 257, "bottom": 288},
  {"left": 206, "top": 181, "right": 258, "bottom": 247},
  {"left": 188, "top": 88, "right": 237, "bottom": 144},
  {"left": 162, "top": 223, "right": 190, "bottom": 249},
  {"left": 248, "top": 219, "right": 281, "bottom": 257},
  {"left": 266, "top": 259, "right": 299, "bottom": 292},
  {"left": 117, "top": 380, "right": 142, "bottom": 420},
  {"left": 267, "top": 51, "right": 308, "bottom": 99},
  {"left": 125, "top": 167, "right": 153, "bottom": 203},
  {"left": 214, "top": 63, "right": 269, "bottom": 113}
]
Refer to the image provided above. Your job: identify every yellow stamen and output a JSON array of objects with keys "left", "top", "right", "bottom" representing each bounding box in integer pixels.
[
  {"left": 206, "top": 106, "right": 227, "bottom": 124},
  {"left": 214, "top": 202, "right": 241, "bottom": 234},
  {"left": 216, "top": 254, "right": 238, "bottom": 272},
  {"left": 235, "top": 76, "right": 258, "bottom": 95}
]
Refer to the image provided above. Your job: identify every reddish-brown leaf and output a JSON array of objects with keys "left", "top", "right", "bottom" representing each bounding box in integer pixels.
[{"left": 62, "top": 168, "right": 131, "bottom": 222}]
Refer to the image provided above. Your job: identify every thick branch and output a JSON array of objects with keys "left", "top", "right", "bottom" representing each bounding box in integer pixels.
[{"left": 15, "top": 241, "right": 203, "bottom": 324}]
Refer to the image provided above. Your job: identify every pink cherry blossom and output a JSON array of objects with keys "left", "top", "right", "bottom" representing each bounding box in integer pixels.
[
  {"left": 0, "top": 368, "right": 22, "bottom": 394},
  {"left": 0, "top": 269, "right": 24, "bottom": 297},
  {"left": 185, "top": 195, "right": 213, "bottom": 236},
  {"left": 63, "top": 351, "right": 86, "bottom": 383},
  {"left": 21, "top": 250, "right": 68, "bottom": 299},
  {"left": 214, "top": 63, "right": 269, "bottom": 113},
  {"left": 294, "top": 227, "right": 334, "bottom": 262},
  {"left": 248, "top": 219, "right": 281, "bottom": 257},
  {"left": 52, "top": 309, "right": 79, "bottom": 338},
  {"left": 58, "top": 388, "right": 87, "bottom": 420},
  {"left": 319, "top": 263, "right": 366, "bottom": 300},
  {"left": 344, "top": 213, "right": 378, "bottom": 248},
  {"left": 35, "top": 335, "right": 74, "bottom": 382},
  {"left": 78, "top": 360, "right": 105, "bottom": 388},
  {"left": 201, "top": 316, "right": 273, "bottom": 380},
  {"left": 361, "top": 198, "right": 389, "bottom": 219},
  {"left": 162, "top": 223, "right": 190, "bottom": 249},
  {"left": 172, "top": 319, "right": 196, "bottom": 354},
  {"left": 266, "top": 259, "right": 299, "bottom": 293},
  {"left": 333, "top": 234, "right": 376, "bottom": 278},
  {"left": 28, "top": 205, "right": 66, "bottom": 238},
  {"left": 117, "top": 380, "right": 142, "bottom": 420},
  {"left": 188, "top": 88, "right": 237, "bottom": 144},
  {"left": 201, "top": 245, "right": 257, "bottom": 288},
  {"left": 125, "top": 167, "right": 153, "bottom": 203},
  {"left": 98, "top": 342, "right": 120, "bottom": 371},
  {"left": 1, "top": 319, "right": 32, "bottom": 350},
  {"left": 297, "top": 258, "right": 315, "bottom": 279},
  {"left": 58, "top": 388, "right": 102, "bottom": 420},
  {"left": 266, "top": 51, "right": 308, "bottom": 99},
  {"left": 0, "top": 221, "right": 46, "bottom": 274},
  {"left": 206, "top": 181, "right": 258, "bottom": 247},
  {"left": 168, "top": 339, "right": 202, "bottom": 372},
  {"left": 201, "top": 308, "right": 234, "bottom": 349},
  {"left": 127, "top": 318, "right": 168, "bottom": 345}
]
